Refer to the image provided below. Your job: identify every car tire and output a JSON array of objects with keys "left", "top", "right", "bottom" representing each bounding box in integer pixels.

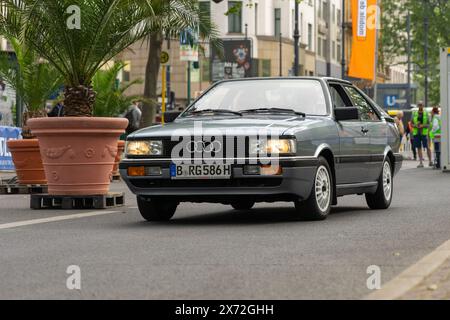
[
  {"left": 294, "top": 156, "right": 333, "bottom": 221},
  {"left": 231, "top": 201, "right": 255, "bottom": 211},
  {"left": 137, "top": 196, "right": 178, "bottom": 221},
  {"left": 365, "top": 158, "right": 393, "bottom": 210}
]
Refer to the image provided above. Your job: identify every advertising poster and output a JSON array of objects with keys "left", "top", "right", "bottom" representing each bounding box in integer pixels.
[
  {"left": 180, "top": 27, "right": 199, "bottom": 62},
  {"left": 211, "top": 39, "right": 252, "bottom": 82},
  {"left": 0, "top": 126, "right": 21, "bottom": 171},
  {"left": 348, "top": 0, "right": 378, "bottom": 80}
]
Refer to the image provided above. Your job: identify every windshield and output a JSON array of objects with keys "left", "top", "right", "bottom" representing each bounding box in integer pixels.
[{"left": 185, "top": 79, "right": 328, "bottom": 116}]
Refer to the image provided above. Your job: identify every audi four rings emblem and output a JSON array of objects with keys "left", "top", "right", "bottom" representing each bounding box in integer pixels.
[{"left": 187, "top": 141, "right": 222, "bottom": 153}]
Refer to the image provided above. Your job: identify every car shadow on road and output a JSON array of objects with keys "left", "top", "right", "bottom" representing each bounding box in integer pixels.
[{"left": 128, "top": 205, "right": 370, "bottom": 227}]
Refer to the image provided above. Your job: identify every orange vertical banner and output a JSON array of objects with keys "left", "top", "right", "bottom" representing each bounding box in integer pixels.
[{"left": 348, "top": 0, "right": 378, "bottom": 80}]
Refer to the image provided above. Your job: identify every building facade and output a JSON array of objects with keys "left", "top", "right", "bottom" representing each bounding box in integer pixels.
[
  {"left": 315, "top": 0, "right": 342, "bottom": 77},
  {"left": 118, "top": 0, "right": 322, "bottom": 104}
]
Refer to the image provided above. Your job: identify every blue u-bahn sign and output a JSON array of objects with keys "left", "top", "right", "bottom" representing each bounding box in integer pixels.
[{"left": 0, "top": 126, "right": 22, "bottom": 171}]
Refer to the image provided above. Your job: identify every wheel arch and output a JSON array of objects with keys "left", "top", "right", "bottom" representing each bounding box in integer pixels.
[
  {"left": 315, "top": 145, "right": 337, "bottom": 205},
  {"left": 384, "top": 146, "right": 395, "bottom": 174}
]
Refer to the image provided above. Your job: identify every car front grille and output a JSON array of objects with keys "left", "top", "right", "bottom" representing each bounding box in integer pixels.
[{"left": 165, "top": 136, "right": 250, "bottom": 160}]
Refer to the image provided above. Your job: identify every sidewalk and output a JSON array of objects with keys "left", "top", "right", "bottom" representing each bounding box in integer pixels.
[{"left": 400, "top": 258, "right": 450, "bottom": 299}]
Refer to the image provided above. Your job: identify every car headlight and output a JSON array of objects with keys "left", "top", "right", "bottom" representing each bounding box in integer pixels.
[
  {"left": 249, "top": 138, "right": 297, "bottom": 155},
  {"left": 126, "top": 140, "right": 163, "bottom": 156}
]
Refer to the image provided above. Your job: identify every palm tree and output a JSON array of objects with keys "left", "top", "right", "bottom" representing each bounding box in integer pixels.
[
  {"left": 92, "top": 61, "right": 145, "bottom": 117},
  {"left": 0, "top": 37, "right": 63, "bottom": 137},
  {"left": 0, "top": 0, "right": 161, "bottom": 117},
  {"left": 141, "top": 0, "right": 221, "bottom": 126}
]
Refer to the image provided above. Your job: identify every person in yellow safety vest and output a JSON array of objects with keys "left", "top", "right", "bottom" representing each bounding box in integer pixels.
[
  {"left": 412, "top": 101, "right": 432, "bottom": 168},
  {"left": 430, "top": 106, "right": 442, "bottom": 169}
]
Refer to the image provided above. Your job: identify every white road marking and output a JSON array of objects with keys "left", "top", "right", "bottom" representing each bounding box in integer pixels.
[
  {"left": 0, "top": 210, "right": 118, "bottom": 230},
  {"left": 365, "top": 239, "right": 450, "bottom": 300}
]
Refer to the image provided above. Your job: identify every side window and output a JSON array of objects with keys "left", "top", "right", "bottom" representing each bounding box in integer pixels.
[
  {"left": 329, "top": 83, "right": 352, "bottom": 109},
  {"left": 344, "top": 86, "right": 379, "bottom": 121},
  {"left": 329, "top": 86, "right": 346, "bottom": 108}
]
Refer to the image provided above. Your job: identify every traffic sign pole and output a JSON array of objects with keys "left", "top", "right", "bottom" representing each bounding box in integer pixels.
[
  {"left": 161, "top": 66, "right": 167, "bottom": 125},
  {"left": 440, "top": 48, "right": 450, "bottom": 171},
  {"left": 160, "top": 51, "right": 170, "bottom": 126}
]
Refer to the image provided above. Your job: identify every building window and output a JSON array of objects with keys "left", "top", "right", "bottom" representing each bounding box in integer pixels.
[
  {"left": 322, "top": 38, "right": 327, "bottom": 57},
  {"left": 201, "top": 59, "right": 210, "bottom": 82},
  {"left": 317, "top": 37, "right": 322, "bottom": 56},
  {"left": 300, "top": 13, "right": 303, "bottom": 38},
  {"left": 228, "top": 1, "right": 242, "bottom": 33},
  {"left": 322, "top": 1, "right": 328, "bottom": 21},
  {"left": 332, "top": 40, "right": 336, "bottom": 60},
  {"left": 337, "top": 44, "right": 341, "bottom": 62},
  {"left": 262, "top": 59, "right": 271, "bottom": 77},
  {"left": 274, "top": 8, "right": 281, "bottom": 36},
  {"left": 332, "top": 4, "right": 335, "bottom": 23},
  {"left": 292, "top": 9, "right": 295, "bottom": 37},
  {"left": 337, "top": 9, "right": 341, "bottom": 26},
  {"left": 308, "top": 24, "right": 313, "bottom": 50},
  {"left": 199, "top": 1, "right": 211, "bottom": 22},
  {"left": 255, "top": 3, "right": 258, "bottom": 35},
  {"left": 318, "top": 0, "right": 321, "bottom": 18}
]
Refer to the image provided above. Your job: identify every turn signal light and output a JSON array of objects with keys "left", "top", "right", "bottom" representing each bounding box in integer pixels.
[
  {"left": 128, "top": 166, "right": 146, "bottom": 177},
  {"left": 261, "top": 165, "right": 282, "bottom": 176}
]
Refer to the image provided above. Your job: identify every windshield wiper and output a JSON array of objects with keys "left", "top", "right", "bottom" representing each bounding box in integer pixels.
[
  {"left": 186, "top": 109, "right": 242, "bottom": 116},
  {"left": 241, "top": 108, "right": 306, "bottom": 117}
]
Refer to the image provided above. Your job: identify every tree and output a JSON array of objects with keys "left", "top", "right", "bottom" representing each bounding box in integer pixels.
[
  {"left": 379, "top": 0, "right": 450, "bottom": 105},
  {"left": 0, "top": 37, "right": 62, "bottom": 137},
  {"left": 0, "top": 0, "right": 160, "bottom": 117},
  {"left": 92, "top": 61, "right": 144, "bottom": 117},
  {"left": 141, "top": 0, "right": 220, "bottom": 127}
]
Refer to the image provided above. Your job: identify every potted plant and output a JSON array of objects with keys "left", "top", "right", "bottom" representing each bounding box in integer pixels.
[
  {"left": 0, "top": 37, "right": 62, "bottom": 185},
  {"left": 92, "top": 61, "right": 146, "bottom": 177},
  {"left": 1, "top": 0, "right": 210, "bottom": 195},
  {"left": 0, "top": 0, "right": 160, "bottom": 195}
]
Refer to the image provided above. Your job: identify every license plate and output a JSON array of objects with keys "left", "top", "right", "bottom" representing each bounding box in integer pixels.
[{"left": 170, "top": 164, "right": 232, "bottom": 180}]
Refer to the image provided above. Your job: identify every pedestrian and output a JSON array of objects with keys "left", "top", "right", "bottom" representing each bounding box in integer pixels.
[
  {"left": 394, "top": 110, "right": 405, "bottom": 137},
  {"left": 430, "top": 106, "right": 442, "bottom": 169},
  {"left": 412, "top": 101, "right": 432, "bottom": 168},
  {"left": 122, "top": 100, "right": 142, "bottom": 136},
  {"left": 406, "top": 120, "right": 417, "bottom": 161}
]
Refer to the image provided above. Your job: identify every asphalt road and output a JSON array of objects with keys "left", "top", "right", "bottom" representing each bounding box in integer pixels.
[{"left": 1, "top": 161, "right": 450, "bottom": 300}]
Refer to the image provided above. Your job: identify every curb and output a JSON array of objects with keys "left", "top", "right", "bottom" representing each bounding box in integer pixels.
[{"left": 364, "top": 239, "right": 450, "bottom": 300}]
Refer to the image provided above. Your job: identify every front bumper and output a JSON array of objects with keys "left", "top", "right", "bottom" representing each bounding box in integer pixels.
[{"left": 119, "top": 157, "right": 318, "bottom": 203}]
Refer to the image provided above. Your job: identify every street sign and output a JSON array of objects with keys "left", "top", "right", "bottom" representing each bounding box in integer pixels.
[
  {"left": 180, "top": 28, "right": 199, "bottom": 62},
  {"left": 440, "top": 48, "right": 450, "bottom": 171},
  {"left": 160, "top": 51, "right": 170, "bottom": 65}
]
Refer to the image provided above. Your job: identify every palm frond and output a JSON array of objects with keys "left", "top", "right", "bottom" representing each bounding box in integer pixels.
[
  {"left": 0, "top": 36, "right": 63, "bottom": 112},
  {"left": 92, "top": 61, "right": 145, "bottom": 117}
]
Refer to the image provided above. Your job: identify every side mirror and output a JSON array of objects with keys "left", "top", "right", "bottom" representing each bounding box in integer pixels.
[
  {"left": 163, "top": 112, "right": 182, "bottom": 123},
  {"left": 334, "top": 107, "right": 359, "bottom": 121}
]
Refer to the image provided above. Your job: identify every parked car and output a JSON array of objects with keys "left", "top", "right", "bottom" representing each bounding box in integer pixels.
[{"left": 120, "top": 77, "right": 402, "bottom": 221}]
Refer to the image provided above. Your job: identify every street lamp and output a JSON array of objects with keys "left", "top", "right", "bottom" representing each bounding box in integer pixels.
[{"left": 293, "top": 0, "right": 300, "bottom": 76}]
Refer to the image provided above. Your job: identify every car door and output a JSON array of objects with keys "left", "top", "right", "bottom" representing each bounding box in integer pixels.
[
  {"left": 343, "top": 85, "right": 386, "bottom": 182},
  {"left": 345, "top": 86, "right": 388, "bottom": 181},
  {"left": 329, "top": 83, "right": 371, "bottom": 184}
]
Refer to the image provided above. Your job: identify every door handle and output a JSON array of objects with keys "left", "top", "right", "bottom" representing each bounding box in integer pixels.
[{"left": 361, "top": 127, "right": 369, "bottom": 134}]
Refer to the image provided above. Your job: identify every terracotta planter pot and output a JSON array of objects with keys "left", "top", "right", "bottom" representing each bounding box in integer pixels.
[
  {"left": 28, "top": 117, "right": 128, "bottom": 196},
  {"left": 6, "top": 139, "right": 47, "bottom": 185},
  {"left": 112, "top": 140, "right": 126, "bottom": 175}
]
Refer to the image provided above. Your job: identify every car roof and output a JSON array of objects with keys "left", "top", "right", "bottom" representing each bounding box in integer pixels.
[{"left": 215, "top": 76, "right": 353, "bottom": 86}]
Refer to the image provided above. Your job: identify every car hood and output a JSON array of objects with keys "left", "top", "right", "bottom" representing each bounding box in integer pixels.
[{"left": 129, "top": 116, "right": 320, "bottom": 139}]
